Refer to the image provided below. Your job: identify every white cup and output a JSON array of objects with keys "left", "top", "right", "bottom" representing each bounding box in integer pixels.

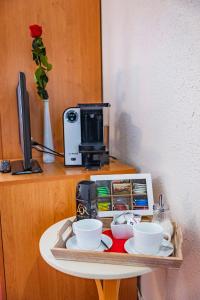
[
  {"left": 132, "top": 222, "right": 171, "bottom": 255},
  {"left": 72, "top": 219, "right": 103, "bottom": 250}
]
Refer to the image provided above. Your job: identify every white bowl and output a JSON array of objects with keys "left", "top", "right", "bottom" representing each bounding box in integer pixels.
[{"left": 111, "top": 221, "right": 134, "bottom": 239}]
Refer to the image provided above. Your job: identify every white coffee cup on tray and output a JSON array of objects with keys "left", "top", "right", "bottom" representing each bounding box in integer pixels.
[
  {"left": 132, "top": 222, "right": 171, "bottom": 255},
  {"left": 72, "top": 219, "right": 103, "bottom": 250}
]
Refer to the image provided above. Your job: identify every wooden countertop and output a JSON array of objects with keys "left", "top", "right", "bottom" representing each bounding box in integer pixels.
[{"left": 0, "top": 159, "right": 137, "bottom": 185}]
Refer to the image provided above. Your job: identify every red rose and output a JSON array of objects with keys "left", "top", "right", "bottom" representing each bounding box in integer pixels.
[{"left": 29, "top": 24, "right": 42, "bottom": 38}]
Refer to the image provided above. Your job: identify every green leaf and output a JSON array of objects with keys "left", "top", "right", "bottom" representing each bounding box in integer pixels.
[
  {"left": 40, "top": 55, "right": 48, "bottom": 67},
  {"left": 33, "top": 73, "right": 37, "bottom": 83},
  {"left": 31, "top": 37, "right": 51, "bottom": 100},
  {"left": 40, "top": 55, "right": 52, "bottom": 71},
  {"left": 32, "top": 37, "right": 43, "bottom": 49},
  {"left": 47, "top": 63, "right": 52, "bottom": 71},
  {"left": 38, "top": 47, "right": 46, "bottom": 56},
  {"left": 34, "top": 66, "right": 49, "bottom": 89},
  {"left": 32, "top": 51, "right": 40, "bottom": 65},
  {"left": 37, "top": 87, "right": 48, "bottom": 99},
  {"left": 40, "top": 73, "right": 48, "bottom": 88},
  {"left": 35, "top": 67, "right": 44, "bottom": 82}
]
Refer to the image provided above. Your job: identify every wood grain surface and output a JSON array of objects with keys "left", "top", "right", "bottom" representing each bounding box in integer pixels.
[
  {"left": 0, "top": 0, "right": 102, "bottom": 159},
  {"left": 0, "top": 114, "right": 3, "bottom": 159},
  {"left": 0, "top": 161, "right": 137, "bottom": 300},
  {"left": 0, "top": 218, "right": 6, "bottom": 300},
  {"left": 0, "top": 159, "right": 137, "bottom": 185},
  {"left": 96, "top": 279, "right": 121, "bottom": 300}
]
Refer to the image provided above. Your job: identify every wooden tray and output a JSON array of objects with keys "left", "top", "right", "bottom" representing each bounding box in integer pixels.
[{"left": 51, "top": 217, "right": 183, "bottom": 269}]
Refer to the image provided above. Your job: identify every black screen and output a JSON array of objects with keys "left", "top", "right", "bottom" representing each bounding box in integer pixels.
[{"left": 16, "top": 72, "right": 32, "bottom": 170}]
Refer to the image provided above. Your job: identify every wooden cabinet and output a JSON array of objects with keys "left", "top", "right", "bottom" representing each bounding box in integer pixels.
[
  {"left": 0, "top": 160, "right": 137, "bottom": 300},
  {"left": 0, "top": 217, "right": 6, "bottom": 299}
]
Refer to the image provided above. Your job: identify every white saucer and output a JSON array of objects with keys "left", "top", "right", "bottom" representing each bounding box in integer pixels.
[
  {"left": 124, "top": 238, "right": 174, "bottom": 257},
  {"left": 66, "top": 234, "right": 113, "bottom": 252}
]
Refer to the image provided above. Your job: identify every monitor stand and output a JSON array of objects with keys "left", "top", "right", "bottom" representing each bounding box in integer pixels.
[{"left": 11, "top": 160, "right": 43, "bottom": 175}]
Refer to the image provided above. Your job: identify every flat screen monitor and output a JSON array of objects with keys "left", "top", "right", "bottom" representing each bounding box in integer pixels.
[{"left": 10, "top": 72, "right": 42, "bottom": 174}]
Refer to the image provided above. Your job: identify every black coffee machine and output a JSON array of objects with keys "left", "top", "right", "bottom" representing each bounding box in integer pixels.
[{"left": 63, "top": 103, "right": 110, "bottom": 169}]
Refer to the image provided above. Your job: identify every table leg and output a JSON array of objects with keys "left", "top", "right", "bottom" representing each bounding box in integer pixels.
[
  {"left": 137, "top": 276, "right": 142, "bottom": 300},
  {"left": 95, "top": 279, "right": 120, "bottom": 300}
]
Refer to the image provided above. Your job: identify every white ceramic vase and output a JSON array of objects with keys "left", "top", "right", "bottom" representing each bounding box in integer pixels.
[{"left": 43, "top": 99, "right": 55, "bottom": 163}]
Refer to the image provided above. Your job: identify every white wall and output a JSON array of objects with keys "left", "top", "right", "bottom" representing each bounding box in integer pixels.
[{"left": 102, "top": 1, "right": 200, "bottom": 299}]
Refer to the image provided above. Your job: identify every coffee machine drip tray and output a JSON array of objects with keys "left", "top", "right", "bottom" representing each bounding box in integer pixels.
[{"left": 82, "top": 152, "right": 109, "bottom": 170}]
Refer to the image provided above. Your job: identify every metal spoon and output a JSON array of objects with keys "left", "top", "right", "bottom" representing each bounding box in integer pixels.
[{"left": 101, "top": 239, "right": 109, "bottom": 250}]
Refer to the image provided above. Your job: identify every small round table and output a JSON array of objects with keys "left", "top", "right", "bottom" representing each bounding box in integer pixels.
[{"left": 39, "top": 218, "right": 152, "bottom": 300}]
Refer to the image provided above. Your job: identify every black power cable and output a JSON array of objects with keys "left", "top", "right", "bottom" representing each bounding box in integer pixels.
[
  {"left": 32, "top": 146, "right": 64, "bottom": 158},
  {"left": 31, "top": 139, "right": 64, "bottom": 158}
]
